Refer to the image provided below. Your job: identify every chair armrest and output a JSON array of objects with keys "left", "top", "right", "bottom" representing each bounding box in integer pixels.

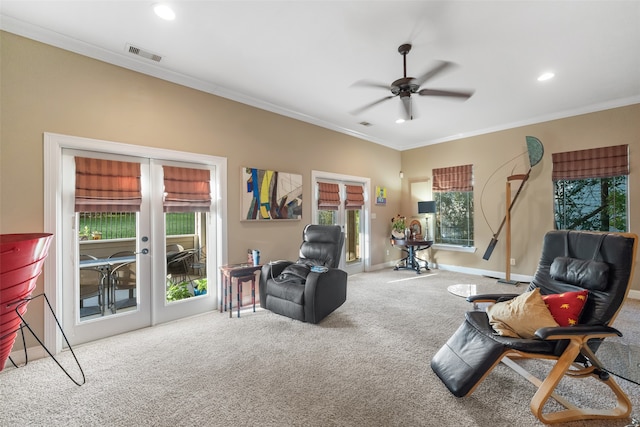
[
  {"left": 535, "top": 325, "right": 622, "bottom": 340},
  {"left": 259, "top": 261, "right": 293, "bottom": 308},
  {"left": 304, "top": 268, "right": 348, "bottom": 323},
  {"left": 264, "top": 260, "right": 292, "bottom": 274},
  {"left": 466, "top": 293, "right": 520, "bottom": 304}
]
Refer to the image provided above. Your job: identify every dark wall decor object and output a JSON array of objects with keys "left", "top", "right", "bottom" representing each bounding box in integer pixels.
[{"left": 482, "top": 136, "right": 544, "bottom": 261}]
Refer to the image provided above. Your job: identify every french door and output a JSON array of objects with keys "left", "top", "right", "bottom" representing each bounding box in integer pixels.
[
  {"left": 312, "top": 171, "right": 370, "bottom": 275},
  {"left": 61, "top": 151, "right": 153, "bottom": 344},
  {"left": 46, "top": 133, "right": 226, "bottom": 349}
]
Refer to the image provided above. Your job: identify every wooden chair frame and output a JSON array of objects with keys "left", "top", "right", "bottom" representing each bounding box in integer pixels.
[{"left": 465, "top": 333, "right": 633, "bottom": 424}]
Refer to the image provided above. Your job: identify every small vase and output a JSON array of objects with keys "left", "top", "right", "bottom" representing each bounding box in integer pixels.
[{"left": 391, "top": 230, "right": 405, "bottom": 239}]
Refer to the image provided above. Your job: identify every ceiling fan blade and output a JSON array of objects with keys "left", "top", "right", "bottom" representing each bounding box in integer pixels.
[
  {"left": 350, "top": 79, "right": 391, "bottom": 90},
  {"left": 400, "top": 94, "right": 413, "bottom": 120},
  {"left": 412, "top": 60, "right": 455, "bottom": 87},
  {"left": 350, "top": 95, "right": 395, "bottom": 115},
  {"left": 418, "top": 88, "right": 474, "bottom": 99}
]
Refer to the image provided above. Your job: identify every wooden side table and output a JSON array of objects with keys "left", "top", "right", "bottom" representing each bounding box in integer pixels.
[{"left": 219, "top": 263, "right": 262, "bottom": 318}]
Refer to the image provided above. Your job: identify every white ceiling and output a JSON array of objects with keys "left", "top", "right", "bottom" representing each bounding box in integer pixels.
[{"left": 1, "top": 1, "right": 639, "bottom": 151}]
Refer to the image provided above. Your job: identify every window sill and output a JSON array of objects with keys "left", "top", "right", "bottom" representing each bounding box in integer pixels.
[{"left": 432, "top": 244, "right": 476, "bottom": 253}]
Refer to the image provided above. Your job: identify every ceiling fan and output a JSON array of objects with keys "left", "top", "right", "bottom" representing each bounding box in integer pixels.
[{"left": 351, "top": 43, "right": 474, "bottom": 121}]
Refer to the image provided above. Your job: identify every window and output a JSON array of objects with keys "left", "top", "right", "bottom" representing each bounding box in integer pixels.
[
  {"left": 432, "top": 165, "right": 474, "bottom": 246},
  {"left": 552, "top": 145, "right": 628, "bottom": 231}
]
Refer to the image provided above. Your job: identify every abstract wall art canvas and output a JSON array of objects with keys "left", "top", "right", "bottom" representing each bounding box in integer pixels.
[{"left": 242, "top": 167, "right": 303, "bottom": 220}]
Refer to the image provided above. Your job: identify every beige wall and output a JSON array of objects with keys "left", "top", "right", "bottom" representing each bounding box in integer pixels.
[
  {"left": 1, "top": 32, "right": 402, "bottom": 343},
  {"left": 1, "top": 31, "right": 639, "bottom": 348},
  {"left": 401, "top": 103, "right": 640, "bottom": 290}
]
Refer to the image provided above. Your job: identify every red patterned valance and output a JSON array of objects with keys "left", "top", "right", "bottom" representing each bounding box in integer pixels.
[
  {"left": 75, "top": 157, "right": 141, "bottom": 212},
  {"left": 432, "top": 164, "right": 473, "bottom": 192},
  {"left": 552, "top": 144, "right": 628, "bottom": 180}
]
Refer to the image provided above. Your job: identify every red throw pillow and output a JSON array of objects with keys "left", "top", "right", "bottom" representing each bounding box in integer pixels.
[{"left": 541, "top": 290, "right": 589, "bottom": 326}]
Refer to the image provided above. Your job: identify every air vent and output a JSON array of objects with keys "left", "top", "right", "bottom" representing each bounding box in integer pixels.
[
  {"left": 359, "top": 121, "right": 373, "bottom": 127},
  {"left": 126, "top": 44, "right": 162, "bottom": 62}
]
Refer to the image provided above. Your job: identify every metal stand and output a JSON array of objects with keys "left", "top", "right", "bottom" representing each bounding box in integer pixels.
[{"left": 4, "top": 293, "right": 86, "bottom": 386}]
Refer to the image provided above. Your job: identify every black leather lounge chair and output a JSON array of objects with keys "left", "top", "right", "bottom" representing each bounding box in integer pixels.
[
  {"left": 431, "top": 230, "right": 638, "bottom": 424},
  {"left": 259, "top": 224, "right": 347, "bottom": 323}
]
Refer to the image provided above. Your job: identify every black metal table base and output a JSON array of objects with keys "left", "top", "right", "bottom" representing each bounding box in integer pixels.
[{"left": 393, "top": 246, "right": 429, "bottom": 274}]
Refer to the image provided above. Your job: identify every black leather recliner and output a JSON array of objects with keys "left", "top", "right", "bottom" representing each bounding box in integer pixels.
[
  {"left": 431, "top": 230, "right": 638, "bottom": 424},
  {"left": 259, "top": 224, "right": 347, "bottom": 323}
]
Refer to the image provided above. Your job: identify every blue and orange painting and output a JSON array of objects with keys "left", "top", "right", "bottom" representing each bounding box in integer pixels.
[{"left": 242, "top": 167, "right": 303, "bottom": 220}]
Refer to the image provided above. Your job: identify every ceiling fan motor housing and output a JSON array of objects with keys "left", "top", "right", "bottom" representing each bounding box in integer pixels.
[{"left": 391, "top": 77, "right": 419, "bottom": 96}]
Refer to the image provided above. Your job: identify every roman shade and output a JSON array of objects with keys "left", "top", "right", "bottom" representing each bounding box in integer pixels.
[
  {"left": 552, "top": 144, "right": 629, "bottom": 180},
  {"left": 345, "top": 185, "right": 364, "bottom": 210},
  {"left": 163, "top": 166, "right": 211, "bottom": 213},
  {"left": 318, "top": 182, "right": 340, "bottom": 210},
  {"left": 432, "top": 164, "right": 473, "bottom": 192},
  {"left": 75, "top": 157, "right": 141, "bottom": 213}
]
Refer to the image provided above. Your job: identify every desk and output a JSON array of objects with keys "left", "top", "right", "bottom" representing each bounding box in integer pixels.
[
  {"left": 219, "top": 264, "right": 262, "bottom": 318},
  {"left": 79, "top": 256, "right": 136, "bottom": 315},
  {"left": 391, "top": 238, "right": 433, "bottom": 274}
]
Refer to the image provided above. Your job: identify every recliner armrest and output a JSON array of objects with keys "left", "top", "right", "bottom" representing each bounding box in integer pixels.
[
  {"left": 261, "top": 260, "right": 293, "bottom": 278},
  {"left": 259, "top": 261, "right": 294, "bottom": 308},
  {"left": 535, "top": 324, "right": 622, "bottom": 340},
  {"left": 303, "top": 267, "right": 348, "bottom": 324}
]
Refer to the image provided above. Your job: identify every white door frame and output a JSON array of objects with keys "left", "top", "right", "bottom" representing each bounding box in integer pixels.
[
  {"left": 43, "top": 132, "right": 227, "bottom": 354},
  {"left": 311, "top": 170, "right": 371, "bottom": 274}
]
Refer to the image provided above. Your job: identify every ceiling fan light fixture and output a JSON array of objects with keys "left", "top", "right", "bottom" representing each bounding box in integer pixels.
[
  {"left": 153, "top": 3, "right": 176, "bottom": 21},
  {"left": 351, "top": 44, "right": 474, "bottom": 121},
  {"left": 537, "top": 72, "right": 555, "bottom": 82}
]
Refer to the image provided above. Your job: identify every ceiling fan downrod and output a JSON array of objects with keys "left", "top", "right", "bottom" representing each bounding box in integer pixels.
[{"left": 398, "top": 43, "right": 412, "bottom": 78}]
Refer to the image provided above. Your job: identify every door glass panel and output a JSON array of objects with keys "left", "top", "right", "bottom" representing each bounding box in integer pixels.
[
  {"left": 345, "top": 209, "right": 361, "bottom": 263},
  {"left": 78, "top": 212, "right": 138, "bottom": 321},
  {"left": 165, "top": 211, "right": 208, "bottom": 303},
  {"left": 317, "top": 209, "right": 337, "bottom": 225}
]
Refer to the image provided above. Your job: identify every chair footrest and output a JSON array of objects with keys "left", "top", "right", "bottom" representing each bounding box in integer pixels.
[{"left": 431, "top": 315, "right": 506, "bottom": 397}]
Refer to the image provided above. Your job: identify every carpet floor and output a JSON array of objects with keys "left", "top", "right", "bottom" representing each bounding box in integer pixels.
[{"left": 1, "top": 268, "right": 639, "bottom": 426}]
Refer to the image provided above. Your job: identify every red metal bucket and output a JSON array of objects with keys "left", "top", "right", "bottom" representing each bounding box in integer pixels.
[
  {"left": 0, "top": 233, "right": 53, "bottom": 273},
  {"left": 0, "top": 257, "right": 47, "bottom": 293},
  {"left": 0, "top": 273, "right": 40, "bottom": 307},
  {"left": 1, "top": 303, "right": 27, "bottom": 325},
  {"left": 0, "top": 233, "right": 52, "bottom": 371}
]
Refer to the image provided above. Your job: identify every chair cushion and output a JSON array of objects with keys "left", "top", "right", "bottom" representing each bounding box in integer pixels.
[
  {"left": 542, "top": 290, "right": 589, "bottom": 326},
  {"left": 486, "top": 288, "right": 559, "bottom": 338},
  {"left": 265, "top": 277, "right": 305, "bottom": 304},
  {"left": 278, "top": 263, "right": 310, "bottom": 283},
  {"left": 550, "top": 256, "right": 609, "bottom": 290}
]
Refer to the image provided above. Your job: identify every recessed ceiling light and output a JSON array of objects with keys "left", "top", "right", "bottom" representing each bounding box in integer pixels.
[
  {"left": 537, "top": 72, "right": 555, "bottom": 82},
  {"left": 154, "top": 4, "right": 175, "bottom": 21},
  {"left": 395, "top": 118, "right": 405, "bottom": 124}
]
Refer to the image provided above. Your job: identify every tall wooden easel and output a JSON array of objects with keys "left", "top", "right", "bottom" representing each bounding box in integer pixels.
[{"left": 498, "top": 174, "right": 526, "bottom": 285}]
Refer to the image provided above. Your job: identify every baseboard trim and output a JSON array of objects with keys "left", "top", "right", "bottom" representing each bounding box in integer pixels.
[
  {"left": 434, "top": 263, "right": 533, "bottom": 284},
  {"left": 369, "top": 261, "right": 640, "bottom": 301},
  {"left": 3, "top": 345, "right": 49, "bottom": 370}
]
